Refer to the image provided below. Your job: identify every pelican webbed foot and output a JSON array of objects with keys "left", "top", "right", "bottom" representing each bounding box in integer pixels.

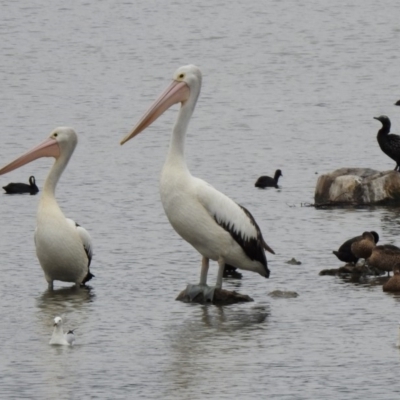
[{"left": 185, "top": 284, "right": 216, "bottom": 303}]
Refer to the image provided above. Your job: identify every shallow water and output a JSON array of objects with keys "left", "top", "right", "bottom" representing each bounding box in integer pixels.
[{"left": 1, "top": 0, "right": 400, "bottom": 399}]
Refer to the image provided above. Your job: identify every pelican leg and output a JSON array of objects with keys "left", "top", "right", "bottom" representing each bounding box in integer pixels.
[
  {"left": 200, "top": 256, "right": 209, "bottom": 285},
  {"left": 45, "top": 275, "right": 54, "bottom": 290},
  {"left": 186, "top": 257, "right": 215, "bottom": 302},
  {"left": 216, "top": 259, "right": 225, "bottom": 289}
]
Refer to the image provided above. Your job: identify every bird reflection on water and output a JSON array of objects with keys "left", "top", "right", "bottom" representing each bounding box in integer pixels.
[
  {"left": 36, "top": 285, "right": 95, "bottom": 315},
  {"left": 163, "top": 304, "right": 270, "bottom": 396}
]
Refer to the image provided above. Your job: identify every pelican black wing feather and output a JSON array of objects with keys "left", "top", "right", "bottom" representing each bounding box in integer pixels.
[
  {"left": 74, "top": 222, "right": 94, "bottom": 285},
  {"left": 214, "top": 204, "right": 268, "bottom": 270}
]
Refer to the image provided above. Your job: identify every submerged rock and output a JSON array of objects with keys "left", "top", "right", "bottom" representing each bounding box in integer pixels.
[
  {"left": 268, "top": 290, "right": 299, "bottom": 298},
  {"left": 319, "top": 264, "right": 384, "bottom": 277},
  {"left": 176, "top": 288, "right": 254, "bottom": 305},
  {"left": 314, "top": 168, "right": 400, "bottom": 206},
  {"left": 286, "top": 258, "right": 302, "bottom": 265}
]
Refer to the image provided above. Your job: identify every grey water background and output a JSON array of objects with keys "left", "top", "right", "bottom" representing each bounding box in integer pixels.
[{"left": 0, "top": 0, "right": 400, "bottom": 398}]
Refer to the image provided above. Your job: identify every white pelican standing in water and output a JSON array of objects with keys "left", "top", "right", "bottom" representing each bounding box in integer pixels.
[
  {"left": 0, "top": 127, "right": 94, "bottom": 289},
  {"left": 121, "top": 65, "right": 274, "bottom": 300}
]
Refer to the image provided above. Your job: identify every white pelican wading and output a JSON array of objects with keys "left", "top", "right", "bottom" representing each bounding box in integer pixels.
[
  {"left": 0, "top": 127, "right": 94, "bottom": 289},
  {"left": 121, "top": 65, "right": 274, "bottom": 301}
]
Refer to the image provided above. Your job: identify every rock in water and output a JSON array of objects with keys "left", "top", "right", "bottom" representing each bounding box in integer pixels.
[
  {"left": 314, "top": 168, "right": 400, "bottom": 206},
  {"left": 176, "top": 288, "right": 254, "bottom": 305},
  {"left": 268, "top": 290, "right": 299, "bottom": 298}
]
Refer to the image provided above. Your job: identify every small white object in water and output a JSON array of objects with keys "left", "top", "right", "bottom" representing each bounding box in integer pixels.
[{"left": 49, "top": 316, "right": 75, "bottom": 346}]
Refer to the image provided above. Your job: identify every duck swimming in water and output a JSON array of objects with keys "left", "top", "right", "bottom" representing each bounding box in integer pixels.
[
  {"left": 333, "top": 231, "right": 379, "bottom": 265},
  {"left": 255, "top": 169, "right": 282, "bottom": 188},
  {"left": 3, "top": 175, "right": 39, "bottom": 195},
  {"left": 374, "top": 115, "right": 400, "bottom": 171}
]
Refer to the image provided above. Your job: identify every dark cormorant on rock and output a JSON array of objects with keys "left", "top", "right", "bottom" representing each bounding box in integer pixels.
[
  {"left": 374, "top": 115, "right": 400, "bottom": 171},
  {"left": 333, "top": 231, "right": 379, "bottom": 265},
  {"left": 2, "top": 175, "right": 39, "bottom": 195},
  {"left": 255, "top": 169, "right": 282, "bottom": 188}
]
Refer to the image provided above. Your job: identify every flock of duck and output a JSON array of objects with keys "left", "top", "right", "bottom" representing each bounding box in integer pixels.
[
  {"left": 1, "top": 65, "right": 400, "bottom": 344},
  {"left": 332, "top": 231, "right": 400, "bottom": 291}
]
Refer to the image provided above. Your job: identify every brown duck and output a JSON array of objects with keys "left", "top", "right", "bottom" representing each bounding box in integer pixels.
[
  {"left": 350, "top": 231, "right": 377, "bottom": 261},
  {"left": 332, "top": 231, "right": 379, "bottom": 265},
  {"left": 367, "top": 244, "right": 400, "bottom": 276},
  {"left": 382, "top": 264, "right": 400, "bottom": 292}
]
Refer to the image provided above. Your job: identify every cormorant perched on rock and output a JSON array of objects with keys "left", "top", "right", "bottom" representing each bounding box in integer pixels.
[
  {"left": 2, "top": 175, "right": 39, "bottom": 195},
  {"left": 333, "top": 231, "right": 379, "bottom": 265},
  {"left": 374, "top": 115, "right": 400, "bottom": 171},
  {"left": 255, "top": 169, "right": 282, "bottom": 188}
]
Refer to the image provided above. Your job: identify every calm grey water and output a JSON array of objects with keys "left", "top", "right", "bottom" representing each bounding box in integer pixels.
[{"left": 1, "top": 0, "right": 400, "bottom": 399}]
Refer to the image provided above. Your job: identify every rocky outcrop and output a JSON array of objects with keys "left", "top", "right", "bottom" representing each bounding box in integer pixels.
[
  {"left": 319, "top": 264, "right": 384, "bottom": 277},
  {"left": 176, "top": 288, "right": 253, "bottom": 305},
  {"left": 314, "top": 168, "right": 400, "bottom": 206}
]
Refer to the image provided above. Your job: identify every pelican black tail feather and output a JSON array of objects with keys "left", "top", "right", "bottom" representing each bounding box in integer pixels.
[{"left": 81, "top": 271, "right": 94, "bottom": 286}]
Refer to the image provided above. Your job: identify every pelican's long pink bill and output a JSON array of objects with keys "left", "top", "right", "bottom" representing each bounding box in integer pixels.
[
  {"left": 0, "top": 137, "right": 60, "bottom": 175},
  {"left": 120, "top": 80, "right": 190, "bottom": 145}
]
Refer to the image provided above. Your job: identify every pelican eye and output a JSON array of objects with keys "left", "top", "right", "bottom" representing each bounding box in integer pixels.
[
  {"left": 53, "top": 133, "right": 58, "bottom": 137},
  {"left": 178, "top": 73, "right": 185, "bottom": 79}
]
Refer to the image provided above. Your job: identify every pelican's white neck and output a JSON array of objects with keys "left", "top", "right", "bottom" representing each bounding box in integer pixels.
[
  {"left": 42, "top": 144, "right": 74, "bottom": 199},
  {"left": 165, "top": 82, "right": 201, "bottom": 172}
]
